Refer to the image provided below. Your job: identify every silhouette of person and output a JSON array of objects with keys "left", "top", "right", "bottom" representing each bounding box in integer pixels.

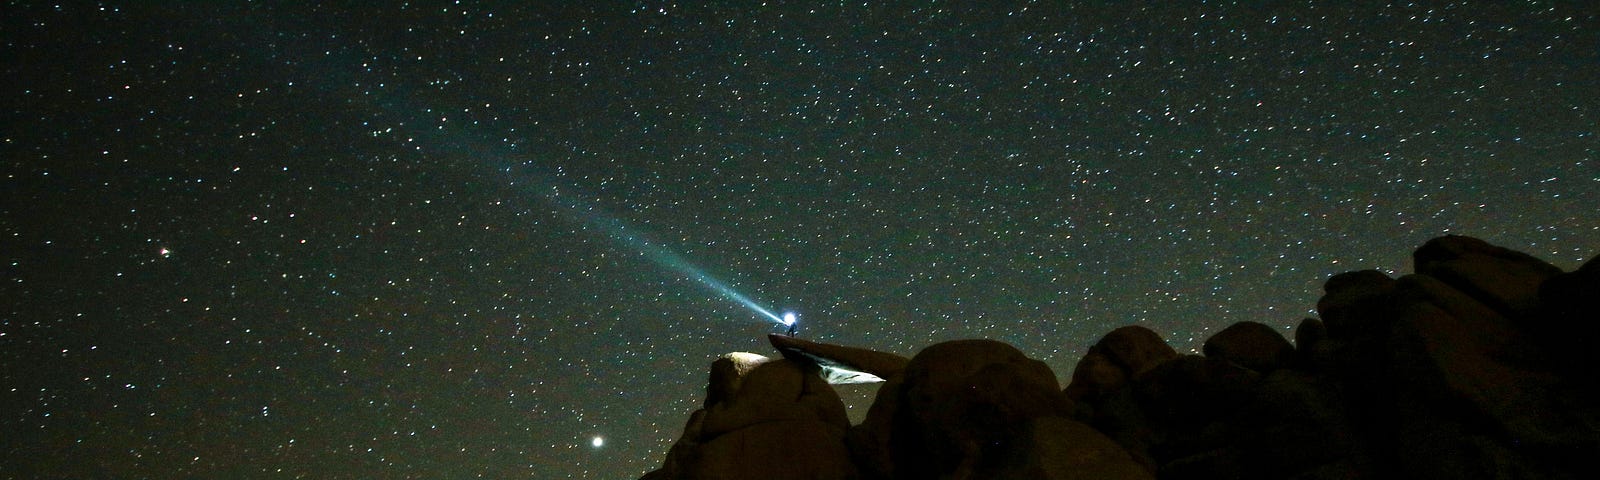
[{"left": 786, "top": 322, "right": 798, "bottom": 337}]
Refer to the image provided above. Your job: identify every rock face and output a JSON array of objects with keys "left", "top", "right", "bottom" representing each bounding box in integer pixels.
[
  {"left": 642, "top": 236, "right": 1599, "bottom": 480},
  {"left": 1063, "top": 325, "right": 1178, "bottom": 403},
  {"left": 852, "top": 339, "right": 1148, "bottom": 480},
  {"left": 1202, "top": 321, "right": 1294, "bottom": 373},
  {"left": 1413, "top": 235, "right": 1563, "bottom": 318},
  {"left": 642, "top": 352, "right": 859, "bottom": 480},
  {"left": 769, "top": 334, "right": 910, "bottom": 384}
]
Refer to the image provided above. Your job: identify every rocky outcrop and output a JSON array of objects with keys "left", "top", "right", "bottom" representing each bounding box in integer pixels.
[
  {"left": 1063, "top": 325, "right": 1178, "bottom": 403},
  {"left": 643, "top": 352, "right": 860, "bottom": 480},
  {"left": 1065, "top": 236, "right": 1600, "bottom": 480},
  {"left": 642, "top": 236, "right": 1599, "bottom": 480},
  {"left": 849, "top": 339, "right": 1146, "bottom": 480},
  {"left": 1535, "top": 252, "right": 1600, "bottom": 389},
  {"left": 1413, "top": 235, "right": 1563, "bottom": 319},
  {"left": 1202, "top": 321, "right": 1294, "bottom": 373},
  {"left": 769, "top": 334, "right": 910, "bottom": 384}
]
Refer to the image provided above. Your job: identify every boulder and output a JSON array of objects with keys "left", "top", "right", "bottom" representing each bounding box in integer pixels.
[
  {"left": 1293, "top": 317, "right": 1334, "bottom": 371},
  {"left": 1413, "top": 235, "right": 1564, "bottom": 319},
  {"left": 1133, "top": 354, "right": 1261, "bottom": 464},
  {"left": 1293, "top": 317, "right": 1326, "bottom": 352},
  {"left": 1315, "top": 269, "right": 1397, "bottom": 339},
  {"left": 769, "top": 334, "right": 910, "bottom": 384},
  {"left": 644, "top": 410, "right": 707, "bottom": 480},
  {"left": 1138, "top": 365, "right": 1363, "bottom": 479},
  {"left": 705, "top": 352, "right": 771, "bottom": 408},
  {"left": 1094, "top": 326, "right": 1180, "bottom": 377},
  {"left": 1384, "top": 273, "right": 1599, "bottom": 478},
  {"left": 1117, "top": 364, "right": 1371, "bottom": 480},
  {"left": 1064, "top": 351, "right": 1128, "bottom": 402},
  {"left": 846, "top": 375, "right": 904, "bottom": 479},
  {"left": 686, "top": 420, "right": 859, "bottom": 480},
  {"left": 796, "top": 364, "right": 852, "bottom": 430},
  {"left": 1203, "top": 321, "right": 1296, "bottom": 373},
  {"left": 887, "top": 339, "right": 1075, "bottom": 479},
  {"left": 995, "top": 416, "right": 1155, "bottom": 480},
  {"left": 1539, "top": 253, "right": 1600, "bottom": 321},
  {"left": 1536, "top": 253, "right": 1600, "bottom": 387},
  {"left": 646, "top": 354, "right": 857, "bottom": 480},
  {"left": 722, "top": 359, "right": 846, "bottom": 434},
  {"left": 1135, "top": 355, "right": 1261, "bottom": 428},
  {"left": 1232, "top": 369, "right": 1363, "bottom": 479},
  {"left": 1064, "top": 327, "right": 1179, "bottom": 475},
  {"left": 1080, "top": 386, "right": 1160, "bottom": 474}
]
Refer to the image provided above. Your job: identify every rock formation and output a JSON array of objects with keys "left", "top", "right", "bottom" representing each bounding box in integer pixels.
[
  {"left": 642, "top": 353, "right": 859, "bottom": 480},
  {"left": 642, "top": 236, "right": 1599, "bottom": 480},
  {"left": 770, "top": 334, "right": 910, "bottom": 384}
]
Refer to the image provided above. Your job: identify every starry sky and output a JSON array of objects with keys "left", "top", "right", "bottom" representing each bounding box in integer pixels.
[{"left": 2, "top": 2, "right": 1596, "bottom": 479}]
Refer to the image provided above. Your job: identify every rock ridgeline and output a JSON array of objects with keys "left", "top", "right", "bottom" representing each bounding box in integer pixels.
[{"left": 641, "top": 236, "right": 1600, "bottom": 480}]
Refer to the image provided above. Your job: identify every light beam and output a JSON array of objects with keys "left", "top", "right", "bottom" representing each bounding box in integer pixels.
[
  {"left": 540, "top": 185, "right": 787, "bottom": 325},
  {"left": 171, "top": 11, "right": 794, "bottom": 327}
]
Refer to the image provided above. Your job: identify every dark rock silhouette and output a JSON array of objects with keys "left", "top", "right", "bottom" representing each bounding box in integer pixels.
[
  {"left": 770, "top": 334, "right": 910, "bottom": 384},
  {"left": 641, "top": 236, "right": 1599, "bottom": 480},
  {"left": 1413, "top": 235, "right": 1563, "bottom": 319},
  {"left": 875, "top": 339, "right": 1142, "bottom": 479},
  {"left": 1202, "top": 320, "right": 1295, "bottom": 373}
]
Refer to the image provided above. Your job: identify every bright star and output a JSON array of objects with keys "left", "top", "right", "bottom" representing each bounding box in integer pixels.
[
  {"left": 782, "top": 312, "right": 796, "bottom": 326},
  {"left": 591, "top": 436, "right": 604, "bottom": 448}
]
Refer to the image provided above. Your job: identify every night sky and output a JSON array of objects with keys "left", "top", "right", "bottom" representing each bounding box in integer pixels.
[{"left": 3, "top": 2, "right": 1596, "bottom": 478}]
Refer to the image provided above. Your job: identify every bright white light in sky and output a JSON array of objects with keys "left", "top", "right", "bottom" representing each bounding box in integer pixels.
[
  {"left": 591, "top": 436, "right": 604, "bottom": 448},
  {"left": 782, "top": 312, "right": 796, "bottom": 326}
]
